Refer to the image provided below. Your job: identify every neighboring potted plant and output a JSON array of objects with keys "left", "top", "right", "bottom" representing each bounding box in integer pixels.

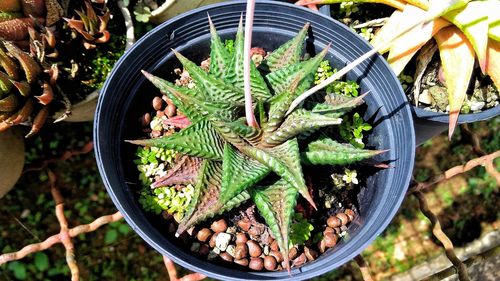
[
  {"left": 94, "top": 1, "right": 415, "bottom": 280},
  {"left": 0, "top": 0, "right": 134, "bottom": 198},
  {"left": 296, "top": 0, "right": 500, "bottom": 139}
]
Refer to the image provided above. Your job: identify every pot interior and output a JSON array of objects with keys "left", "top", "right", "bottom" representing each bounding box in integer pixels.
[{"left": 95, "top": 2, "right": 415, "bottom": 280}]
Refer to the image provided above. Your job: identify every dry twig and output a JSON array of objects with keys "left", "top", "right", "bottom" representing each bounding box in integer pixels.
[
  {"left": 0, "top": 212, "right": 123, "bottom": 266},
  {"left": 163, "top": 256, "right": 206, "bottom": 281},
  {"left": 354, "top": 255, "right": 374, "bottom": 281},
  {"left": 414, "top": 191, "right": 470, "bottom": 281},
  {"left": 48, "top": 169, "right": 79, "bottom": 281}
]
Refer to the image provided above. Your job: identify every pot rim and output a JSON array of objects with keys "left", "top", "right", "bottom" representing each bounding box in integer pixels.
[{"left": 412, "top": 104, "right": 500, "bottom": 124}]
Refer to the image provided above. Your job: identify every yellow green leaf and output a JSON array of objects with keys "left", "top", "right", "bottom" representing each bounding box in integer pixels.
[
  {"left": 433, "top": 26, "right": 474, "bottom": 139},
  {"left": 371, "top": 9, "right": 404, "bottom": 53},
  {"left": 482, "top": 0, "right": 500, "bottom": 41},
  {"left": 486, "top": 38, "right": 500, "bottom": 90},
  {"left": 386, "top": 5, "right": 450, "bottom": 75},
  {"left": 404, "top": 0, "right": 429, "bottom": 10},
  {"left": 443, "top": 1, "right": 489, "bottom": 73},
  {"left": 295, "top": 0, "right": 407, "bottom": 10}
]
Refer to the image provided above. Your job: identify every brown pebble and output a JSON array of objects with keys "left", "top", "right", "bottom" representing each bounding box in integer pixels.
[
  {"left": 211, "top": 219, "right": 228, "bottom": 233},
  {"left": 336, "top": 213, "right": 349, "bottom": 226},
  {"left": 234, "top": 244, "right": 248, "bottom": 260},
  {"left": 236, "top": 233, "right": 248, "bottom": 244},
  {"left": 237, "top": 219, "right": 251, "bottom": 231},
  {"left": 334, "top": 227, "right": 342, "bottom": 234},
  {"left": 292, "top": 253, "right": 307, "bottom": 267},
  {"left": 327, "top": 216, "right": 342, "bottom": 228},
  {"left": 151, "top": 130, "right": 161, "bottom": 138},
  {"left": 264, "top": 255, "right": 277, "bottom": 271},
  {"left": 318, "top": 239, "right": 327, "bottom": 253},
  {"left": 165, "top": 104, "right": 176, "bottom": 118},
  {"left": 140, "top": 113, "right": 151, "bottom": 126},
  {"left": 220, "top": 252, "right": 233, "bottom": 263},
  {"left": 324, "top": 232, "right": 338, "bottom": 248},
  {"left": 288, "top": 247, "right": 298, "bottom": 260},
  {"left": 345, "top": 209, "right": 355, "bottom": 221},
  {"left": 248, "top": 226, "right": 263, "bottom": 237},
  {"left": 234, "top": 258, "right": 249, "bottom": 267},
  {"left": 304, "top": 247, "right": 318, "bottom": 261},
  {"left": 249, "top": 257, "right": 264, "bottom": 271},
  {"left": 269, "top": 250, "right": 283, "bottom": 263},
  {"left": 156, "top": 110, "right": 165, "bottom": 118},
  {"left": 199, "top": 244, "right": 210, "bottom": 256},
  {"left": 246, "top": 240, "right": 262, "bottom": 258},
  {"left": 270, "top": 240, "right": 279, "bottom": 251},
  {"left": 152, "top": 96, "right": 164, "bottom": 110},
  {"left": 196, "top": 228, "right": 212, "bottom": 243},
  {"left": 209, "top": 233, "right": 218, "bottom": 248},
  {"left": 324, "top": 227, "right": 335, "bottom": 235}
]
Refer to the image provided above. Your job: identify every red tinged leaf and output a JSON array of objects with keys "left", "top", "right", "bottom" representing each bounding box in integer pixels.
[
  {"left": 36, "top": 82, "right": 54, "bottom": 105},
  {"left": 0, "top": 17, "right": 34, "bottom": 41},
  {"left": 21, "top": 0, "right": 45, "bottom": 17},
  {"left": 2, "top": 40, "right": 41, "bottom": 83},
  {"left": 152, "top": 156, "right": 203, "bottom": 188},
  {"left": 433, "top": 26, "right": 475, "bottom": 139},
  {"left": 162, "top": 114, "right": 191, "bottom": 129},
  {"left": 25, "top": 105, "right": 49, "bottom": 138},
  {"left": 4, "top": 98, "right": 33, "bottom": 125}
]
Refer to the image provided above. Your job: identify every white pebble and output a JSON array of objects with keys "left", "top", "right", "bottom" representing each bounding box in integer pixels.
[{"left": 215, "top": 233, "right": 232, "bottom": 251}]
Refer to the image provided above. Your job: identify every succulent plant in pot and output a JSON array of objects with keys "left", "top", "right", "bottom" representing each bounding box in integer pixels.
[
  {"left": 127, "top": 18, "right": 387, "bottom": 272},
  {"left": 95, "top": 1, "right": 416, "bottom": 280},
  {"left": 296, "top": 0, "right": 500, "bottom": 138}
]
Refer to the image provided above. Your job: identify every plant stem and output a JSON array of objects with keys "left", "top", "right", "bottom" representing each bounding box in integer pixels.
[{"left": 244, "top": 0, "right": 258, "bottom": 128}]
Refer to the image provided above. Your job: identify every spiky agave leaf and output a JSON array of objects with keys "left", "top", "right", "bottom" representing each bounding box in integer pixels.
[
  {"left": 153, "top": 155, "right": 203, "bottom": 188},
  {"left": 311, "top": 93, "right": 367, "bottom": 117},
  {"left": 301, "top": 138, "right": 386, "bottom": 165},
  {"left": 223, "top": 16, "right": 271, "bottom": 101},
  {"left": 208, "top": 15, "right": 230, "bottom": 79},
  {"left": 260, "top": 22, "right": 309, "bottom": 72},
  {"left": 127, "top": 120, "right": 225, "bottom": 160},
  {"left": 176, "top": 160, "right": 250, "bottom": 235},
  {"left": 433, "top": 26, "right": 475, "bottom": 139},
  {"left": 251, "top": 179, "right": 298, "bottom": 273}
]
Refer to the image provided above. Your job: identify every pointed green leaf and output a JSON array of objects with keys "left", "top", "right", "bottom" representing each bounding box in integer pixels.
[
  {"left": 263, "top": 109, "right": 342, "bottom": 146},
  {"left": 251, "top": 179, "right": 298, "bottom": 273},
  {"left": 312, "top": 93, "right": 366, "bottom": 115},
  {"left": 208, "top": 16, "right": 231, "bottom": 78},
  {"left": 177, "top": 160, "right": 249, "bottom": 235},
  {"left": 173, "top": 50, "right": 246, "bottom": 103},
  {"left": 260, "top": 23, "right": 309, "bottom": 72},
  {"left": 220, "top": 143, "right": 270, "bottom": 202},
  {"left": 142, "top": 71, "right": 204, "bottom": 123},
  {"left": 266, "top": 46, "right": 328, "bottom": 95},
  {"left": 241, "top": 138, "right": 316, "bottom": 209},
  {"left": 301, "top": 138, "right": 386, "bottom": 165},
  {"left": 127, "top": 120, "right": 225, "bottom": 160},
  {"left": 223, "top": 18, "right": 272, "bottom": 101}
]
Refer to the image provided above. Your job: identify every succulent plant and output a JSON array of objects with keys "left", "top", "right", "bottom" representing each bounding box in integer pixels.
[
  {"left": 297, "top": 0, "right": 500, "bottom": 138},
  {"left": 64, "top": 0, "right": 111, "bottom": 49},
  {"left": 128, "top": 18, "right": 384, "bottom": 271},
  {"left": 0, "top": 0, "right": 116, "bottom": 136}
]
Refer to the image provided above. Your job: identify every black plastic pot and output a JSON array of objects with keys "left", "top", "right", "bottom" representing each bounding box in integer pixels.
[
  {"left": 413, "top": 105, "right": 500, "bottom": 145},
  {"left": 94, "top": 1, "right": 415, "bottom": 280}
]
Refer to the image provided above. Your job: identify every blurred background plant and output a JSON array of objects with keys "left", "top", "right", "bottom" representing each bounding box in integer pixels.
[
  {"left": 296, "top": 0, "right": 500, "bottom": 138},
  {"left": 0, "top": 0, "right": 130, "bottom": 200}
]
